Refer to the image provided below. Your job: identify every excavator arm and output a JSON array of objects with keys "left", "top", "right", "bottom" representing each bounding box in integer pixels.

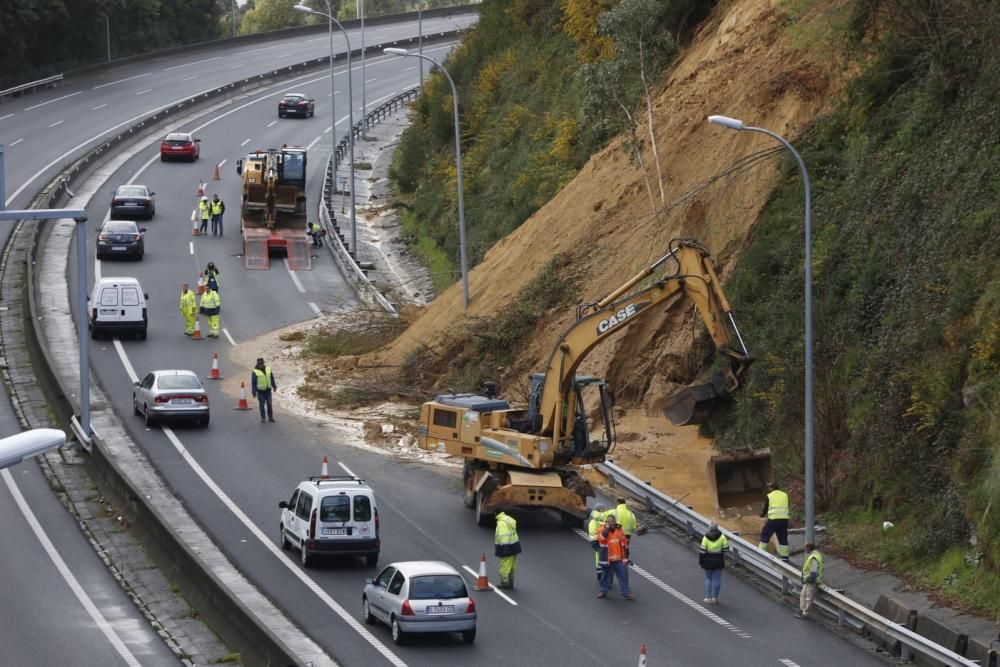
[{"left": 538, "top": 239, "right": 752, "bottom": 449}]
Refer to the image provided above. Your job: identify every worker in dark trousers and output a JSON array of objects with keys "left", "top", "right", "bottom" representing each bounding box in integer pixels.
[
  {"left": 250, "top": 357, "right": 277, "bottom": 423},
  {"left": 758, "top": 481, "right": 791, "bottom": 561}
]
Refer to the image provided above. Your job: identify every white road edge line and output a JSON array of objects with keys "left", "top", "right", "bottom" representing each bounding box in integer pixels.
[
  {"left": 181, "top": 75, "right": 199, "bottom": 82},
  {"left": 162, "top": 56, "right": 220, "bottom": 72},
  {"left": 92, "top": 104, "right": 108, "bottom": 111},
  {"left": 308, "top": 302, "right": 321, "bottom": 316},
  {"left": 9, "top": 138, "right": 24, "bottom": 146},
  {"left": 267, "top": 120, "right": 278, "bottom": 128},
  {"left": 337, "top": 462, "right": 357, "bottom": 477},
  {"left": 222, "top": 328, "right": 236, "bottom": 347},
  {"left": 0, "top": 113, "right": 14, "bottom": 121},
  {"left": 1, "top": 469, "right": 143, "bottom": 667},
  {"left": 283, "top": 259, "right": 306, "bottom": 293},
  {"left": 240, "top": 138, "right": 252, "bottom": 146},
  {"left": 217, "top": 159, "right": 227, "bottom": 168},
  {"left": 135, "top": 89, "right": 153, "bottom": 96},
  {"left": 306, "top": 135, "right": 322, "bottom": 151},
  {"left": 778, "top": 660, "right": 801, "bottom": 667},
  {"left": 189, "top": 241, "right": 194, "bottom": 255},
  {"left": 24, "top": 90, "right": 82, "bottom": 111},
  {"left": 49, "top": 120, "right": 64, "bottom": 128},
  {"left": 460, "top": 565, "right": 518, "bottom": 606}
]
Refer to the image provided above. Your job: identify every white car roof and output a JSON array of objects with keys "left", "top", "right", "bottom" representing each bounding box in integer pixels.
[{"left": 391, "top": 561, "right": 461, "bottom": 578}]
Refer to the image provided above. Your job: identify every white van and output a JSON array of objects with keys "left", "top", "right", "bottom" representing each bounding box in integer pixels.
[
  {"left": 89, "top": 277, "right": 148, "bottom": 340},
  {"left": 278, "top": 476, "right": 380, "bottom": 568}
]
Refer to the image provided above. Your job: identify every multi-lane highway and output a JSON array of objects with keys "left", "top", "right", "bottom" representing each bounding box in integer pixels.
[{"left": 4, "top": 10, "right": 891, "bottom": 666}]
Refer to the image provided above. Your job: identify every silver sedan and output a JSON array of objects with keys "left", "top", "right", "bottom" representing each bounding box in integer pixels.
[
  {"left": 362, "top": 561, "right": 477, "bottom": 645},
  {"left": 132, "top": 370, "right": 210, "bottom": 427}
]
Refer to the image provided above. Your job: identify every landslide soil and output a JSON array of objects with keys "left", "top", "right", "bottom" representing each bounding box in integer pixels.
[{"left": 301, "top": 0, "right": 848, "bottom": 533}]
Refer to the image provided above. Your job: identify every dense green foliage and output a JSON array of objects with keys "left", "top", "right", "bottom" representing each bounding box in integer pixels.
[
  {"left": 711, "top": 0, "right": 1000, "bottom": 583},
  {"left": 390, "top": 0, "right": 711, "bottom": 287}
]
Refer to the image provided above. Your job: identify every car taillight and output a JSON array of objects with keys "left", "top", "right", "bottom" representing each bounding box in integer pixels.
[
  {"left": 155, "top": 396, "right": 169, "bottom": 403},
  {"left": 142, "top": 307, "right": 147, "bottom": 320},
  {"left": 400, "top": 600, "right": 415, "bottom": 616},
  {"left": 160, "top": 143, "right": 168, "bottom": 149},
  {"left": 193, "top": 395, "right": 208, "bottom": 403},
  {"left": 91, "top": 308, "right": 97, "bottom": 320},
  {"left": 375, "top": 508, "right": 380, "bottom": 530},
  {"left": 465, "top": 598, "right": 476, "bottom": 614},
  {"left": 112, "top": 199, "right": 121, "bottom": 206},
  {"left": 309, "top": 509, "right": 317, "bottom": 540},
  {"left": 132, "top": 234, "right": 141, "bottom": 240},
  {"left": 299, "top": 101, "right": 308, "bottom": 106}
]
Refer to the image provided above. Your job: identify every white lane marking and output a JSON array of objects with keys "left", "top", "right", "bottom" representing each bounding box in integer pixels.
[
  {"left": 367, "top": 91, "right": 397, "bottom": 107},
  {"left": 365, "top": 78, "right": 378, "bottom": 84},
  {"left": 240, "top": 138, "right": 252, "bottom": 146},
  {"left": 24, "top": 90, "right": 83, "bottom": 111},
  {"left": 283, "top": 258, "right": 306, "bottom": 293},
  {"left": 158, "top": 427, "right": 407, "bottom": 666},
  {"left": 266, "top": 120, "right": 278, "bottom": 128},
  {"left": 323, "top": 126, "right": 333, "bottom": 134},
  {"left": 229, "top": 63, "right": 246, "bottom": 69},
  {"left": 306, "top": 37, "right": 326, "bottom": 43},
  {"left": 277, "top": 52, "right": 291, "bottom": 58},
  {"left": 222, "top": 328, "right": 236, "bottom": 347},
  {"left": 48, "top": 120, "right": 64, "bottom": 128},
  {"left": 237, "top": 43, "right": 285, "bottom": 55},
  {"left": 0, "top": 113, "right": 14, "bottom": 120},
  {"left": 306, "top": 135, "right": 322, "bottom": 150},
  {"left": 337, "top": 462, "right": 357, "bottom": 477},
  {"left": 135, "top": 89, "right": 153, "bottom": 96},
  {"left": 93, "top": 73, "right": 150, "bottom": 90},
  {"left": 189, "top": 241, "right": 194, "bottom": 255},
  {"left": 571, "top": 527, "right": 750, "bottom": 638},
  {"left": 402, "top": 66, "right": 415, "bottom": 72},
  {"left": 308, "top": 302, "right": 321, "bottom": 316},
  {"left": 1, "top": 469, "right": 143, "bottom": 667},
  {"left": 9, "top": 138, "right": 24, "bottom": 146},
  {"left": 778, "top": 660, "right": 801, "bottom": 667},
  {"left": 217, "top": 159, "right": 227, "bottom": 168},
  {"left": 460, "top": 565, "right": 518, "bottom": 606},
  {"left": 181, "top": 75, "right": 199, "bottom": 82},
  {"left": 163, "top": 56, "right": 220, "bottom": 71},
  {"left": 92, "top": 104, "right": 108, "bottom": 111},
  {"left": 113, "top": 340, "right": 139, "bottom": 383}
]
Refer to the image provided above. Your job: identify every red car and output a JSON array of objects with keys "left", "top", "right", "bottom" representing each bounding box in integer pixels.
[{"left": 160, "top": 132, "right": 200, "bottom": 162}]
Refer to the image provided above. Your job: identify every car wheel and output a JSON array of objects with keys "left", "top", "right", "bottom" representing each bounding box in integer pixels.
[
  {"left": 136, "top": 251, "right": 144, "bottom": 261},
  {"left": 143, "top": 404, "right": 155, "bottom": 427},
  {"left": 300, "top": 543, "right": 313, "bottom": 568},
  {"left": 200, "top": 414, "right": 210, "bottom": 427},
  {"left": 278, "top": 111, "right": 285, "bottom": 118},
  {"left": 362, "top": 597, "right": 375, "bottom": 625},
  {"left": 96, "top": 252, "right": 105, "bottom": 261},
  {"left": 137, "top": 328, "right": 147, "bottom": 341},
  {"left": 462, "top": 628, "right": 476, "bottom": 644},
  {"left": 279, "top": 524, "right": 291, "bottom": 550},
  {"left": 133, "top": 394, "right": 142, "bottom": 416},
  {"left": 160, "top": 154, "right": 166, "bottom": 162},
  {"left": 365, "top": 552, "right": 378, "bottom": 567},
  {"left": 391, "top": 617, "right": 406, "bottom": 645}
]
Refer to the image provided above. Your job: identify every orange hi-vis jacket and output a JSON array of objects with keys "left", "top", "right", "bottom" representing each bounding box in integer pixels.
[{"left": 597, "top": 525, "right": 629, "bottom": 564}]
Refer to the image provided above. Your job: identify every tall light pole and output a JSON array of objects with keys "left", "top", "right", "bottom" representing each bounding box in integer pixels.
[
  {"left": 231, "top": 0, "right": 237, "bottom": 38},
  {"left": 707, "top": 114, "right": 814, "bottom": 545},
  {"left": 417, "top": 3, "right": 424, "bottom": 87},
  {"left": 103, "top": 13, "right": 111, "bottom": 63},
  {"left": 360, "top": 0, "right": 368, "bottom": 137},
  {"left": 294, "top": 3, "right": 357, "bottom": 257},
  {"left": 385, "top": 47, "right": 469, "bottom": 309}
]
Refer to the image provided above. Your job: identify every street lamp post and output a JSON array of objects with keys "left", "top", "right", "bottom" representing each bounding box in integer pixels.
[
  {"left": 103, "top": 13, "right": 111, "bottom": 63},
  {"left": 707, "top": 114, "right": 815, "bottom": 545},
  {"left": 418, "top": 4, "right": 424, "bottom": 87},
  {"left": 360, "top": 0, "right": 368, "bottom": 137},
  {"left": 384, "top": 47, "right": 469, "bottom": 309},
  {"left": 294, "top": 3, "right": 358, "bottom": 257}
]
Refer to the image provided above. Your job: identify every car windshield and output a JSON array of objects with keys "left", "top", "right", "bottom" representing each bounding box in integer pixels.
[
  {"left": 117, "top": 186, "right": 147, "bottom": 197},
  {"left": 157, "top": 375, "right": 201, "bottom": 390},
  {"left": 408, "top": 575, "right": 467, "bottom": 600},
  {"left": 283, "top": 95, "right": 304, "bottom": 102},
  {"left": 320, "top": 495, "right": 350, "bottom": 522},
  {"left": 165, "top": 133, "right": 190, "bottom": 142},
  {"left": 103, "top": 222, "right": 137, "bottom": 233}
]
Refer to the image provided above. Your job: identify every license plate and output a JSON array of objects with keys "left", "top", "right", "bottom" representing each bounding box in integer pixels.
[
  {"left": 171, "top": 398, "right": 193, "bottom": 405},
  {"left": 425, "top": 605, "right": 454, "bottom": 615},
  {"left": 322, "top": 527, "right": 347, "bottom": 536},
  {"left": 112, "top": 246, "right": 127, "bottom": 251},
  {"left": 99, "top": 308, "right": 117, "bottom": 314},
  {"left": 124, "top": 202, "right": 139, "bottom": 206}
]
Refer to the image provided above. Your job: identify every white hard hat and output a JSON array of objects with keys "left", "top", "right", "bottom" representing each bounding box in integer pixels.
[{"left": 201, "top": 196, "right": 208, "bottom": 201}]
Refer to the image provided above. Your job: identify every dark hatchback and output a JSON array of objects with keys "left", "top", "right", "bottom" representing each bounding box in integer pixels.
[
  {"left": 278, "top": 93, "right": 315, "bottom": 118},
  {"left": 97, "top": 220, "right": 145, "bottom": 260},
  {"left": 110, "top": 185, "right": 155, "bottom": 220}
]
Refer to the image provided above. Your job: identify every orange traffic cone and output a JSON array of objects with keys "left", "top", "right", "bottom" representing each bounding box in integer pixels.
[
  {"left": 212, "top": 163, "right": 221, "bottom": 180},
  {"left": 637, "top": 644, "right": 647, "bottom": 667},
  {"left": 474, "top": 553, "right": 490, "bottom": 591},
  {"left": 197, "top": 272, "right": 206, "bottom": 294},
  {"left": 321, "top": 455, "right": 329, "bottom": 479},
  {"left": 235, "top": 382, "right": 252, "bottom": 410},
  {"left": 209, "top": 352, "right": 222, "bottom": 380},
  {"left": 192, "top": 213, "right": 200, "bottom": 236},
  {"left": 196, "top": 180, "right": 205, "bottom": 196},
  {"left": 191, "top": 315, "right": 203, "bottom": 340}
]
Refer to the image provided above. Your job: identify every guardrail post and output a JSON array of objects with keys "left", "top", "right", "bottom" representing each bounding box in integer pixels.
[
  {"left": 837, "top": 607, "right": 846, "bottom": 627},
  {"left": 782, "top": 575, "right": 790, "bottom": 595},
  {"left": 988, "top": 639, "right": 998, "bottom": 667},
  {"left": 901, "top": 642, "right": 911, "bottom": 662}
]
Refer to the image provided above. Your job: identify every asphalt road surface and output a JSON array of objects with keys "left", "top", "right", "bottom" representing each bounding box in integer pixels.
[{"left": 7, "top": 11, "right": 889, "bottom": 667}]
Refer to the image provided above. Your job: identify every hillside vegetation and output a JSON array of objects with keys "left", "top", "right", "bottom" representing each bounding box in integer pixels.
[{"left": 370, "top": 0, "right": 1000, "bottom": 614}]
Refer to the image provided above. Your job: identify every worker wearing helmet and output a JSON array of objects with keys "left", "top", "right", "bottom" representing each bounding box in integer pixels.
[
  {"left": 198, "top": 196, "right": 210, "bottom": 235},
  {"left": 588, "top": 503, "right": 607, "bottom": 583},
  {"left": 494, "top": 511, "right": 521, "bottom": 589},
  {"left": 199, "top": 283, "right": 221, "bottom": 338}
]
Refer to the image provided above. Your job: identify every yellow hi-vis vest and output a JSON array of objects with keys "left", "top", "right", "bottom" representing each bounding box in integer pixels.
[
  {"left": 253, "top": 367, "right": 273, "bottom": 391},
  {"left": 199, "top": 200, "right": 210, "bottom": 220},
  {"left": 210, "top": 200, "right": 223, "bottom": 215},
  {"left": 587, "top": 510, "right": 606, "bottom": 540},
  {"left": 614, "top": 503, "right": 637, "bottom": 536},
  {"left": 179, "top": 290, "right": 196, "bottom": 314},
  {"left": 802, "top": 550, "right": 824, "bottom": 585},
  {"left": 495, "top": 513, "right": 518, "bottom": 545},
  {"left": 767, "top": 490, "right": 790, "bottom": 520}
]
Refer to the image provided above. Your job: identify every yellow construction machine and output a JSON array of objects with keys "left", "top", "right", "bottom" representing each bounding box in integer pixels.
[{"left": 418, "top": 239, "right": 757, "bottom": 526}]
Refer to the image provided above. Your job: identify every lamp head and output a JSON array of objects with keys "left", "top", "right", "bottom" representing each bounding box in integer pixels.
[
  {"left": 293, "top": 4, "right": 316, "bottom": 14},
  {"left": 384, "top": 47, "right": 409, "bottom": 56},
  {"left": 707, "top": 115, "right": 745, "bottom": 131}
]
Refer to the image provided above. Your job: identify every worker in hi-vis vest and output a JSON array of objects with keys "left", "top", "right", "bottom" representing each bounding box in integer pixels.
[
  {"left": 588, "top": 503, "right": 607, "bottom": 583},
  {"left": 178, "top": 283, "right": 197, "bottom": 336},
  {"left": 494, "top": 511, "right": 521, "bottom": 589},
  {"left": 758, "top": 481, "right": 791, "bottom": 561}
]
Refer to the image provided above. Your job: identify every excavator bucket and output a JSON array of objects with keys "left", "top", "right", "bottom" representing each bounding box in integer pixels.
[
  {"left": 664, "top": 369, "right": 734, "bottom": 426},
  {"left": 706, "top": 448, "right": 772, "bottom": 513}
]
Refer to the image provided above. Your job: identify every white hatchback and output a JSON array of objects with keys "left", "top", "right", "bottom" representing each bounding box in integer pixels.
[{"left": 279, "top": 476, "right": 380, "bottom": 567}]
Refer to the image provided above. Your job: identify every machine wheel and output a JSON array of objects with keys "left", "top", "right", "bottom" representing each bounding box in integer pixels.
[
  {"left": 462, "top": 461, "right": 476, "bottom": 508},
  {"left": 279, "top": 524, "right": 291, "bottom": 550},
  {"left": 391, "top": 617, "right": 406, "bottom": 645},
  {"left": 475, "top": 491, "right": 494, "bottom": 528},
  {"left": 362, "top": 597, "right": 375, "bottom": 625}
]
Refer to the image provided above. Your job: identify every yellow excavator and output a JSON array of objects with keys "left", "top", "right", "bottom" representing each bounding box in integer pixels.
[{"left": 418, "top": 239, "right": 757, "bottom": 526}]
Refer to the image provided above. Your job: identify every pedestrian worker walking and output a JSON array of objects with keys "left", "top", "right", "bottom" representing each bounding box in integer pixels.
[
  {"left": 179, "top": 283, "right": 197, "bottom": 336},
  {"left": 494, "top": 511, "right": 521, "bottom": 589},
  {"left": 797, "top": 542, "right": 823, "bottom": 618},
  {"left": 199, "top": 285, "right": 221, "bottom": 338},
  {"left": 203, "top": 262, "right": 220, "bottom": 293},
  {"left": 588, "top": 503, "right": 607, "bottom": 583},
  {"left": 699, "top": 522, "right": 729, "bottom": 604},
  {"left": 758, "top": 481, "right": 791, "bottom": 561},
  {"left": 597, "top": 515, "right": 634, "bottom": 600},
  {"left": 210, "top": 194, "right": 225, "bottom": 236},
  {"left": 198, "top": 196, "right": 211, "bottom": 235},
  {"left": 250, "top": 357, "right": 277, "bottom": 423}
]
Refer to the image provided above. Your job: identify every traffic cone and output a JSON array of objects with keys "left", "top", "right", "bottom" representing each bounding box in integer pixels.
[
  {"left": 197, "top": 272, "right": 206, "bottom": 294},
  {"left": 209, "top": 352, "right": 222, "bottom": 380},
  {"left": 196, "top": 180, "right": 205, "bottom": 196},
  {"left": 321, "top": 455, "right": 329, "bottom": 479},
  {"left": 192, "top": 214, "right": 200, "bottom": 236},
  {"left": 637, "top": 644, "right": 647, "bottom": 667},
  {"left": 212, "top": 163, "right": 221, "bottom": 180},
  {"left": 191, "top": 315, "right": 203, "bottom": 340},
  {"left": 234, "top": 382, "right": 252, "bottom": 410},
  {"left": 474, "top": 553, "right": 490, "bottom": 591}
]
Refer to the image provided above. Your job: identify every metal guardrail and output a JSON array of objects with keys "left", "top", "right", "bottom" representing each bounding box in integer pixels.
[
  {"left": 0, "top": 74, "right": 63, "bottom": 102},
  {"left": 319, "top": 87, "right": 424, "bottom": 315},
  {"left": 597, "top": 460, "right": 979, "bottom": 667}
]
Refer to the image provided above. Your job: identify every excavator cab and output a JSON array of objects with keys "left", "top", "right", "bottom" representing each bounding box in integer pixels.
[{"left": 525, "top": 373, "right": 614, "bottom": 462}]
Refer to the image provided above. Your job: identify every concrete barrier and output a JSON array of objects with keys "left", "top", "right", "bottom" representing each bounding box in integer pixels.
[
  {"left": 866, "top": 594, "right": 918, "bottom": 656},
  {"left": 915, "top": 615, "right": 969, "bottom": 667}
]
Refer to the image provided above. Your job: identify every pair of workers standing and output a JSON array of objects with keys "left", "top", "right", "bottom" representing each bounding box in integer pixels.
[
  {"left": 197, "top": 195, "right": 226, "bottom": 236},
  {"left": 178, "top": 263, "right": 222, "bottom": 338},
  {"left": 588, "top": 497, "right": 637, "bottom": 599}
]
